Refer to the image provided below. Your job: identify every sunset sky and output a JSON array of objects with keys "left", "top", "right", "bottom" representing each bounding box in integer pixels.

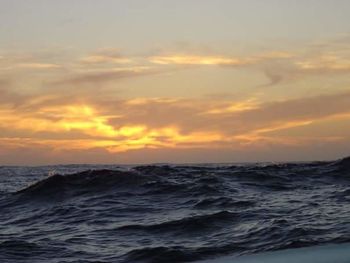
[{"left": 1, "top": 0, "right": 350, "bottom": 165}]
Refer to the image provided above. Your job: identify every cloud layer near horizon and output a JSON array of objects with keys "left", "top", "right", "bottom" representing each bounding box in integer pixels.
[
  {"left": 1, "top": 83, "right": 350, "bottom": 164},
  {"left": 1, "top": 36, "right": 350, "bottom": 164}
]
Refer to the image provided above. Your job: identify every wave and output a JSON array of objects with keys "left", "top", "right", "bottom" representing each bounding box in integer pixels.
[
  {"left": 0, "top": 240, "right": 65, "bottom": 260},
  {"left": 122, "top": 246, "right": 200, "bottom": 263},
  {"left": 116, "top": 211, "right": 238, "bottom": 234},
  {"left": 122, "top": 243, "right": 246, "bottom": 263},
  {"left": 334, "top": 156, "right": 350, "bottom": 167},
  {"left": 16, "top": 169, "right": 155, "bottom": 197},
  {"left": 193, "top": 197, "right": 255, "bottom": 209},
  {"left": 14, "top": 156, "right": 350, "bottom": 198},
  {"left": 330, "top": 156, "right": 350, "bottom": 173}
]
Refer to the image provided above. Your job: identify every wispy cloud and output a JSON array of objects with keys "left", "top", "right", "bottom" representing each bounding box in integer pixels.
[
  {"left": 2, "top": 42, "right": 349, "bottom": 89},
  {"left": 79, "top": 49, "right": 134, "bottom": 64},
  {"left": 80, "top": 56, "right": 133, "bottom": 64},
  {"left": 0, "top": 52, "right": 64, "bottom": 71},
  {"left": 260, "top": 53, "right": 350, "bottom": 86},
  {"left": 149, "top": 55, "right": 252, "bottom": 66},
  {"left": 147, "top": 47, "right": 350, "bottom": 86},
  {"left": 53, "top": 67, "right": 155, "bottom": 86}
]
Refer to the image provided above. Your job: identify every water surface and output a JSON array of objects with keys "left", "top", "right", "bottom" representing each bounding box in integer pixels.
[{"left": 1, "top": 158, "right": 350, "bottom": 262}]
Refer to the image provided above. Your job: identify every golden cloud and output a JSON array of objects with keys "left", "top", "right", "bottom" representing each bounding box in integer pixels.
[
  {"left": 149, "top": 55, "right": 251, "bottom": 66},
  {"left": 1, "top": 90, "right": 350, "bottom": 158},
  {"left": 80, "top": 55, "right": 133, "bottom": 64}
]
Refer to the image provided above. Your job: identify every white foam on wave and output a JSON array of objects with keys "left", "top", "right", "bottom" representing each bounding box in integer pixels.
[{"left": 198, "top": 243, "right": 350, "bottom": 263}]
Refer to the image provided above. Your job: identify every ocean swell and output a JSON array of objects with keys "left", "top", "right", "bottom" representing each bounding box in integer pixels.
[{"left": 1, "top": 158, "right": 350, "bottom": 262}]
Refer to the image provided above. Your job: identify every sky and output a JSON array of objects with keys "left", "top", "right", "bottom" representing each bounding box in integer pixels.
[{"left": 1, "top": 0, "right": 350, "bottom": 165}]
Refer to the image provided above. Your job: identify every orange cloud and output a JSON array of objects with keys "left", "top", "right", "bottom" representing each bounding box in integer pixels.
[
  {"left": 1, "top": 90, "right": 350, "bottom": 159},
  {"left": 80, "top": 55, "right": 133, "bottom": 64},
  {"left": 204, "top": 99, "right": 260, "bottom": 114},
  {"left": 295, "top": 55, "right": 350, "bottom": 71},
  {"left": 79, "top": 48, "right": 134, "bottom": 64},
  {"left": 149, "top": 55, "right": 251, "bottom": 66}
]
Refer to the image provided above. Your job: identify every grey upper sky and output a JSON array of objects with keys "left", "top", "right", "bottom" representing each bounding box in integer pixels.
[{"left": 1, "top": 0, "right": 350, "bottom": 51}]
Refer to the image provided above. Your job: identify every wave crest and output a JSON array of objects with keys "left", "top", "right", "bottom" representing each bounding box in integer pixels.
[{"left": 16, "top": 169, "right": 153, "bottom": 197}]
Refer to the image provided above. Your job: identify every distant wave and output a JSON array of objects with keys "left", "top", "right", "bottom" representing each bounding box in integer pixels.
[
  {"left": 16, "top": 169, "right": 154, "bottom": 197},
  {"left": 14, "top": 156, "right": 350, "bottom": 197}
]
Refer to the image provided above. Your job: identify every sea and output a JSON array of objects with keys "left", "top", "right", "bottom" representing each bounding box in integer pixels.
[{"left": 1, "top": 157, "right": 350, "bottom": 263}]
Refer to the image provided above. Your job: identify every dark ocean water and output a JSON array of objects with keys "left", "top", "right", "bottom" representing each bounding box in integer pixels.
[{"left": 1, "top": 157, "right": 350, "bottom": 263}]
